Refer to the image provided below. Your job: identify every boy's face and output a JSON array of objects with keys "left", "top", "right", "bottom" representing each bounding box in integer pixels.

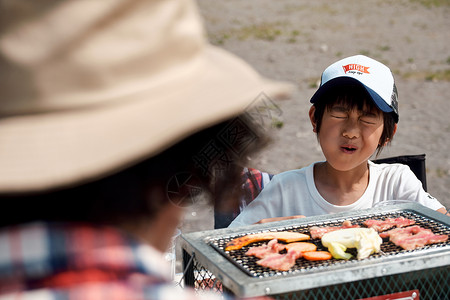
[{"left": 311, "top": 103, "right": 384, "bottom": 171}]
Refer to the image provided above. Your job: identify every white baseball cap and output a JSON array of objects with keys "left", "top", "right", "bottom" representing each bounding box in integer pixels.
[{"left": 310, "top": 55, "right": 399, "bottom": 122}]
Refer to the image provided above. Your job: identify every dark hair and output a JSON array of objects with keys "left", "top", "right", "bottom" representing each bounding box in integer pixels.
[
  {"left": 0, "top": 115, "right": 267, "bottom": 228},
  {"left": 312, "top": 84, "right": 397, "bottom": 157}
]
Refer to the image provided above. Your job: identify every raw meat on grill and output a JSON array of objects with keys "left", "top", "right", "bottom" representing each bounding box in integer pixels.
[
  {"left": 245, "top": 239, "right": 286, "bottom": 259},
  {"left": 379, "top": 225, "right": 448, "bottom": 250},
  {"left": 246, "top": 239, "right": 317, "bottom": 260},
  {"left": 363, "top": 217, "right": 415, "bottom": 232},
  {"left": 310, "top": 220, "right": 360, "bottom": 239},
  {"left": 256, "top": 247, "right": 303, "bottom": 271}
]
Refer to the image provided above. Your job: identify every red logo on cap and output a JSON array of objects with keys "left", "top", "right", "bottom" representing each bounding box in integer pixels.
[{"left": 342, "top": 64, "right": 370, "bottom": 74}]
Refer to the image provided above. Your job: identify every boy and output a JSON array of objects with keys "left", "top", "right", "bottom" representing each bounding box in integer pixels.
[{"left": 229, "top": 55, "right": 447, "bottom": 227}]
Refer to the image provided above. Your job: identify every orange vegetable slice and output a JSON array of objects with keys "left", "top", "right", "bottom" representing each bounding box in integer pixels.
[
  {"left": 303, "top": 250, "right": 332, "bottom": 261},
  {"left": 285, "top": 242, "right": 317, "bottom": 252}
]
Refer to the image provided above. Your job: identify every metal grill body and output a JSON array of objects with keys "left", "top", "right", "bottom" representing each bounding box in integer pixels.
[{"left": 181, "top": 203, "right": 450, "bottom": 299}]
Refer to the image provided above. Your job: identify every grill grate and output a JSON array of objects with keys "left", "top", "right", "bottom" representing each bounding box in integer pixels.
[{"left": 209, "top": 211, "right": 450, "bottom": 278}]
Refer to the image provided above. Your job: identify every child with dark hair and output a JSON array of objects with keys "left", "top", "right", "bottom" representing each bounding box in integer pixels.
[
  {"left": 229, "top": 55, "right": 447, "bottom": 227},
  {"left": 0, "top": 0, "right": 292, "bottom": 298}
]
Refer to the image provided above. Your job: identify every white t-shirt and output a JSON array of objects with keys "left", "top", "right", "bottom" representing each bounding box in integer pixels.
[{"left": 229, "top": 161, "right": 444, "bottom": 228}]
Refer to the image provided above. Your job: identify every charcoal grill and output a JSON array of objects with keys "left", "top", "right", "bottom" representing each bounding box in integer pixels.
[{"left": 180, "top": 203, "right": 450, "bottom": 299}]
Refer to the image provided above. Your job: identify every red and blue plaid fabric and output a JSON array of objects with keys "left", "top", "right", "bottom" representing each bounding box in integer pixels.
[
  {"left": 235, "top": 168, "right": 274, "bottom": 218},
  {"left": 0, "top": 222, "right": 234, "bottom": 300}
]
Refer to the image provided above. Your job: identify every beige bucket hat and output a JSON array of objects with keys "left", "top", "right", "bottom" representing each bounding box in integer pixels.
[{"left": 0, "top": 0, "right": 293, "bottom": 193}]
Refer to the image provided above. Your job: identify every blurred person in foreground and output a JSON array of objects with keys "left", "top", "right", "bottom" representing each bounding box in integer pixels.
[{"left": 0, "top": 0, "right": 292, "bottom": 298}]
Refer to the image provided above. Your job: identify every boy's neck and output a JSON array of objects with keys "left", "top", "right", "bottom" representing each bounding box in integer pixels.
[{"left": 313, "top": 161, "right": 370, "bottom": 206}]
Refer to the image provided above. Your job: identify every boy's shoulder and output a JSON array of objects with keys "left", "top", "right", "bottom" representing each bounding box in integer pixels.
[{"left": 369, "top": 160, "right": 411, "bottom": 173}]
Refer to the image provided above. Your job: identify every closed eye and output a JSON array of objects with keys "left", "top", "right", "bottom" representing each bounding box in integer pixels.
[
  {"left": 360, "top": 118, "right": 377, "bottom": 125},
  {"left": 329, "top": 106, "right": 349, "bottom": 119},
  {"left": 360, "top": 114, "right": 380, "bottom": 125},
  {"left": 330, "top": 114, "right": 347, "bottom": 119},
  {"left": 360, "top": 110, "right": 381, "bottom": 124}
]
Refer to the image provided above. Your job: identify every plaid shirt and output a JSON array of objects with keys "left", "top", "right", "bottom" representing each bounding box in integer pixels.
[
  {"left": 0, "top": 222, "right": 236, "bottom": 300},
  {"left": 238, "top": 168, "right": 275, "bottom": 218}
]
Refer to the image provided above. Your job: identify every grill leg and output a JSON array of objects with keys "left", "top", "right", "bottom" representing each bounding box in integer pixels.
[{"left": 182, "top": 249, "right": 195, "bottom": 287}]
